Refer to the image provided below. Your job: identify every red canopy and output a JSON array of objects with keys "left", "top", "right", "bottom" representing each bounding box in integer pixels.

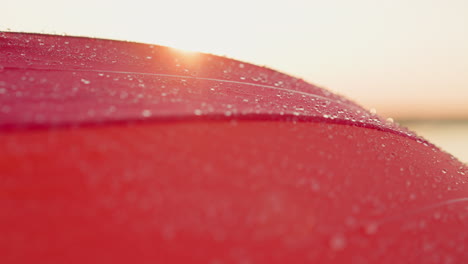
[{"left": 1, "top": 32, "right": 467, "bottom": 263}]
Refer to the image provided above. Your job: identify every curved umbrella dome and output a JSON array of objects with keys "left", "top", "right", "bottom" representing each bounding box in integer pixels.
[{"left": 0, "top": 32, "right": 467, "bottom": 263}]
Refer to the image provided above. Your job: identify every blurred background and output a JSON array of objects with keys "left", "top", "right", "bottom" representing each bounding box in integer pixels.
[{"left": 2, "top": 0, "right": 467, "bottom": 161}]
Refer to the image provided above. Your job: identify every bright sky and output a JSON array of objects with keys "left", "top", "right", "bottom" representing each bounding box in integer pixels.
[{"left": 3, "top": 0, "right": 468, "bottom": 119}]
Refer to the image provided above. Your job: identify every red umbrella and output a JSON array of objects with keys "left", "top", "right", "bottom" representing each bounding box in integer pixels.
[{"left": 1, "top": 32, "right": 467, "bottom": 263}]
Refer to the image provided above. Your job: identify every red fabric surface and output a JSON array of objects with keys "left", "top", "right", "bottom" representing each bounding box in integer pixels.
[{"left": 0, "top": 32, "right": 467, "bottom": 263}]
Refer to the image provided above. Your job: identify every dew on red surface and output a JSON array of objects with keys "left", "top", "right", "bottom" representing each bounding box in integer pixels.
[{"left": 0, "top": 32, "right": 467, "bottom": 264}]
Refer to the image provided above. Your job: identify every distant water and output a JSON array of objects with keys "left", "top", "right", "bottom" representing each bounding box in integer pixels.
[{"left": 401, "top": 120, "right": 468, "bottom": 163}]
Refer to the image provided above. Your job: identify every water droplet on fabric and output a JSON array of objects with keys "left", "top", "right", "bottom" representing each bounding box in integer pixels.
[
  {"left": 329, "top": 233, "right": 346, "bottom": 251},
  {"left": 364, "top": 222, "right": 378, "bottom": 235},
  {"left": 1, "top": 105, "right": 11, "bottom": 113},
  {"left": 310, "top": 181, "right": 320, "bottom": 192},
  {"left": 295, "top": 106, "right": 304, "bottom": 111},
  {"left": 120, "top": 92, "right": 128, "bottom": 99},
  {"left": 142, "top": 109, "right": 152, "bottom": 117},
  {"left": 345, "top": 217, "right": 357, "bottom": 228}
]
